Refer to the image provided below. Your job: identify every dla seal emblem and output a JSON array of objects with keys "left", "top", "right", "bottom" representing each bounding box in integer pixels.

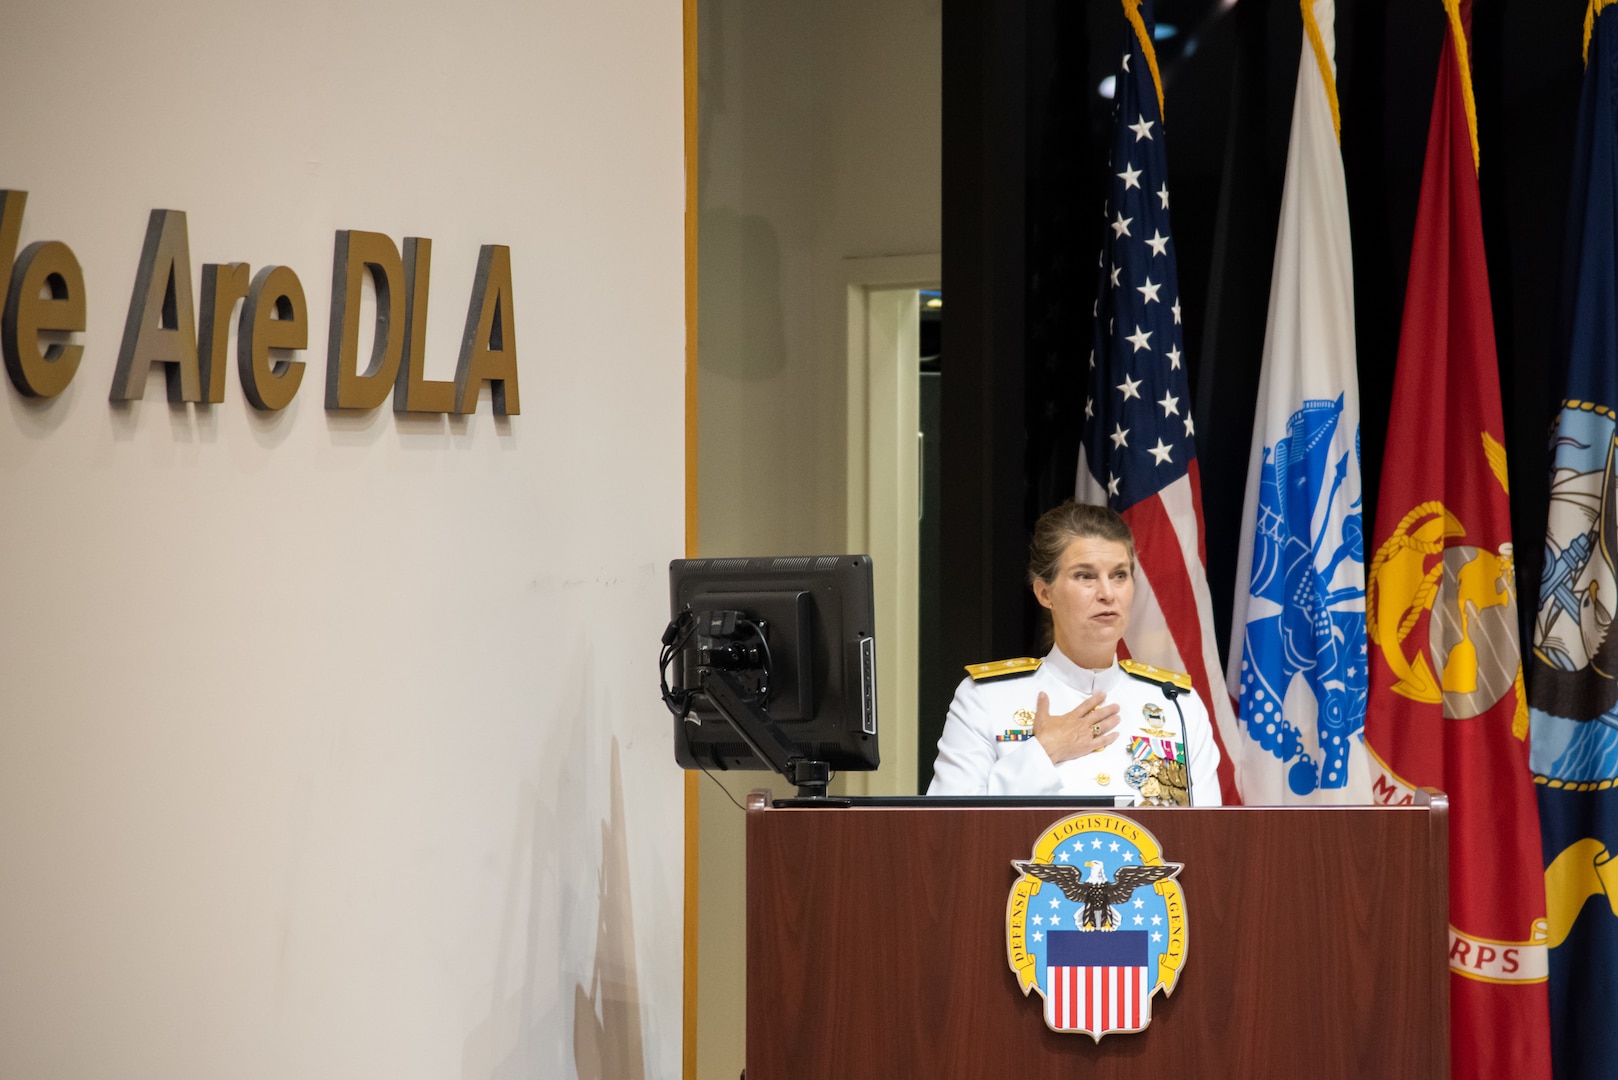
[{"left": 1005, "top": 812, "right": 1186, "bottom": 1039}]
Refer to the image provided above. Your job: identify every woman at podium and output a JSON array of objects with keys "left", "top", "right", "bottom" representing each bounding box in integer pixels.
[{"left": 927, "top": 501, "right": 1223, "bottom": 805}]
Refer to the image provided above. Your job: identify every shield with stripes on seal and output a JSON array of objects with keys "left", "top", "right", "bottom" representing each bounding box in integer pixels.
[{"left": 1005, "top": 811, "right": 1187, "bottom": 1039}]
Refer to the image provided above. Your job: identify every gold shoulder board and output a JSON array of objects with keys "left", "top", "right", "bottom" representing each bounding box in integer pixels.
[
  {"left": 1120, "top": 658, "right": 1193, "bottom": 692},
  {"left": 965, "top": 657, "right": 1043, "bottom": 681}
]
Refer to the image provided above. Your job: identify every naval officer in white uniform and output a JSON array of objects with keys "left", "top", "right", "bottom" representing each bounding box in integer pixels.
[{"left": 928, "top": 500, "right": 1222, "bottom": 805}]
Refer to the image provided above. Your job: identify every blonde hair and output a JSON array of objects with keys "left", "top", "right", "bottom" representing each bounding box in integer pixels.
[{"left": 1027, "top": 500, "right": 1135, "bottom": 587}]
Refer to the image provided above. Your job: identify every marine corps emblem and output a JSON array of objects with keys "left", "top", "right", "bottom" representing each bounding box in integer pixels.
[
  {"left": 1006, "top": 812, "right": 1186, "bottom": 1039},
  {"left": 1366, "top": 437, "right": 1521, "bottom": 724}
]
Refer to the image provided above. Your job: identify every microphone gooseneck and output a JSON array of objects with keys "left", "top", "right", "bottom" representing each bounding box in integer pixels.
[{"left": 1159, "top": 681, "right": 1194, "bottom": 807}]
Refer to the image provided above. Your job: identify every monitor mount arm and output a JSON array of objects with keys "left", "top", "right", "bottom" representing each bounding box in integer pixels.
[{"left": 697, "top": 667, "right": 832, "bottom": 800}]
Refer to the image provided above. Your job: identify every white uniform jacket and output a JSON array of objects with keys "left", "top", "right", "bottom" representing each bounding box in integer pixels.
[{"left": 927, "top": 646, "right": 1223, "bottom": 805}]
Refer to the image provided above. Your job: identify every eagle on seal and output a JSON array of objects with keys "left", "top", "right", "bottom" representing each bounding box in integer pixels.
[{"left": 1014, "top": 858, "right": 1182, "bottom": 931}]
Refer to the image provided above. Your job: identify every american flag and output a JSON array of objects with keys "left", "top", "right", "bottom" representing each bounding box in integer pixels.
[
  {"left": 1076, "top": 1, "right": 1239, "bottom": 801},
  {"left": 1043, "top": 930, "right": 1151, "bottom": 1036}
]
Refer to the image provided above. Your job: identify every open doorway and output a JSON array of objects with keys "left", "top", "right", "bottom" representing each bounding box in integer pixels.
[{"left": 840, "top": 254, "right": 940, "bottom": 797}]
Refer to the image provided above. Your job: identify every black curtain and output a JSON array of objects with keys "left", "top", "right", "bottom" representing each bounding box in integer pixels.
[{"left": 941, "top": 0, "right": 1588, "bottom": 676}]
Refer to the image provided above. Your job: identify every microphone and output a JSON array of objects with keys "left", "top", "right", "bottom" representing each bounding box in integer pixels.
[{"left": 1158, "top": 682, "right": 1194, "bottom": 807}]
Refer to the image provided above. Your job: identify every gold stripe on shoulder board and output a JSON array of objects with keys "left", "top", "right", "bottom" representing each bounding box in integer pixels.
[
  {"left": 1119, "top": 658, "right": 1192, "bottom": 692},
  {"left": 965, "top": 657, "right": 1043, "bottom": 681}
]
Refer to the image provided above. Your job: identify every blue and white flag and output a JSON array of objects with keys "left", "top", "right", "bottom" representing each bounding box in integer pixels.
[
  {"left": 1531, "top": 5, "right": 1618, "bottom": 1076},
  {"left": 1224, "top": 0, "right": 1370, "bottom": 804}
]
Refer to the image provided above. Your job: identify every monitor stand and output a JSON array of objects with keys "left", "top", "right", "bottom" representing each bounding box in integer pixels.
[{"left": 698, "top": 668, "right": 848, "bottom": 802}]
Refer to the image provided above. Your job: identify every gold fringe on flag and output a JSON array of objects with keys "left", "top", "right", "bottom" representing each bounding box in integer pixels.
[
  {"left": 1588, "top": 0, "right": 1618, "bottom": 65},
  {"left": 1300, "top": 0, "right": 1343, "bottom": 143},
  {"left": 1122, "top": 0, "right": 1166, "bottom": 123},
  {"left": 1441, "top": 0, "right": 1481, "bottom": 171}
]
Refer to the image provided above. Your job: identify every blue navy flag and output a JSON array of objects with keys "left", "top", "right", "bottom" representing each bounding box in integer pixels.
[
  {"left": 1075, "top": 0, "right": 1238, "bottom": 801},
  {"left": 1530, "top": 6, "right": 1618, "bottom": 1077}
]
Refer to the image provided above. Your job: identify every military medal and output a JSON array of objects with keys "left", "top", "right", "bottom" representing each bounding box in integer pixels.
[{"left": 997, "top": 707, "right": 1038, "bottom": 743}]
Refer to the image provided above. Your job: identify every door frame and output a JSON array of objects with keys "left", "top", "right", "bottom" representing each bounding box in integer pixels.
[{"left": 841, "top": 253, "right": 941, "bottom": 797}]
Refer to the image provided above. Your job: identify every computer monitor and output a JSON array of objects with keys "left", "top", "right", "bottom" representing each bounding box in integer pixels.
[{"left": 662, "top": 554, "right": 879, "bottom": 798}]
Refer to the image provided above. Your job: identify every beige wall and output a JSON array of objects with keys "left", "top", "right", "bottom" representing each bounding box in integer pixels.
[
  {"left": 697, "top": 0, "right": 942, "bottom": 554},
  {"left": 693, "top": 0, "right": 940, "bottom": 1076},
  {"left": 0, "top": 3, "right": 686, "bottom": 1079}
]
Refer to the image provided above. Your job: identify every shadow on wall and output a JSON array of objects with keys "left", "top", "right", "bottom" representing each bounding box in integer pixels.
[
  {"left": 460, "top": 732, "right": 646, "bottom": 1080},
  {"left": 698, "top": 206, "right": 786, "bottom": 380},
  {"left": 571, "top": 737, "right": 646, "bottom": 1080}
]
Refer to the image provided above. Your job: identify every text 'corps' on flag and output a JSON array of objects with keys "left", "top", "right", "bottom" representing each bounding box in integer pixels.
[
  {"left": 1075, "top": 0, "right": 1237, "bottom": 803},
  {"left": 1361, "top": 2, "right": 1551, "bottom": 1078}
]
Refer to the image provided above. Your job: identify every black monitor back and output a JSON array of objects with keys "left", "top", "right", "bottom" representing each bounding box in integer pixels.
[{"left": 669, "top": 554, "right": 879, "bottom": 773}]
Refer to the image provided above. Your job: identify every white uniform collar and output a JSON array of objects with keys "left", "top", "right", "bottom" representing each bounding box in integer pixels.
[{"left": 1041, "top": 645, "right": 1122, "bottom": 696}]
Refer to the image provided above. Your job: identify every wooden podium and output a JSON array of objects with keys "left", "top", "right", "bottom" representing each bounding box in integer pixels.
[{"left": 745, "top": 792, "right": 1448, "bottom": 1079}]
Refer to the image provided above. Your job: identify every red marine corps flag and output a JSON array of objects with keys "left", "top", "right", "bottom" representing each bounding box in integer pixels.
[{"left": 1361, "top": 2, "right": 1551, "bottom": 1077}]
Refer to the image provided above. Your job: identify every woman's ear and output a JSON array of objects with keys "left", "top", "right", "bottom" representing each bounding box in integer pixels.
[{"left": 1032, "top": 578, "right": 1054, "bottom": 610}]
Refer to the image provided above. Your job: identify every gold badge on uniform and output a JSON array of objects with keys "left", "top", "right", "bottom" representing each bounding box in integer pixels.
[{"left": 997, "top": 708, "right": 1037, "bottom": 744}]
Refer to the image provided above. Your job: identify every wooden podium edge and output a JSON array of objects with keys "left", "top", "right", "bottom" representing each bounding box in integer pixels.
[{"left": 1416, "top": 786, "right": 1450, "bottom": 1080}]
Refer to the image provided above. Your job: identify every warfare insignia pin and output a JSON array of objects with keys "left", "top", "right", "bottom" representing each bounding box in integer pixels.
[
  {"left": 1142, "top": 702, "right": 1164, "bottom": 724},
  {"left": 1013, "top": 708, "right": 1036, "bottom": 728},
  {"left": 1006, "top": 813, "right": 1186, "bottom": 1039}
]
